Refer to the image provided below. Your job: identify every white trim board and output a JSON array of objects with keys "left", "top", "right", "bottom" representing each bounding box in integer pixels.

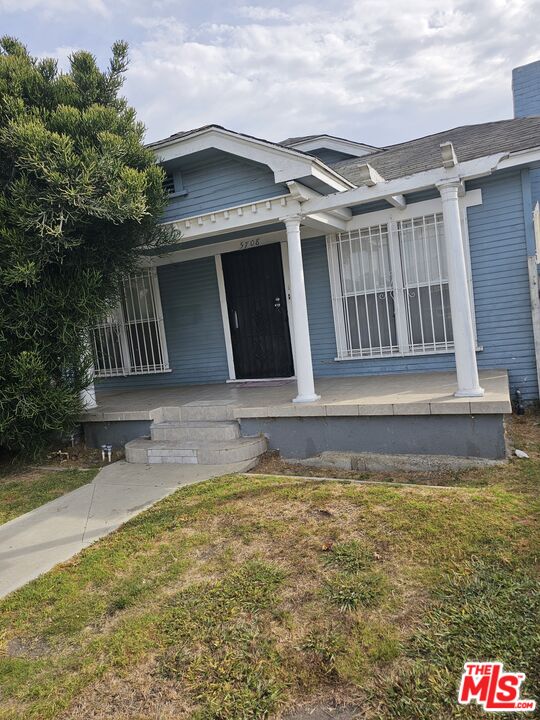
[
  {"left": 160, "top": 194, "right": 300, "bottom": 241},
  {"left": 149, "top": 125, "right": 354, "bottom": 189},
  {"left": 287, "top": 135, "right": 378, "bottom": 157},
  {"left": 280, "top": 240, "right": 297, "bottom": 370},
  {"left": 326, "top": 195, "right": 481, "bottom": 361},
  {"left": 146, "top": 227, "right": 323, "bottom": 267},
  {"left": 345, "top": 190, "right": 482, "bottom": 231},
  {"left": 213, "top": 240, "right": 296, "bottom": 382},
  {"left": 215, "top": 255, "right": 236, "bottom": 381},
  {"left": 301, "top": 148, "right": 540, "bottom": 216}
]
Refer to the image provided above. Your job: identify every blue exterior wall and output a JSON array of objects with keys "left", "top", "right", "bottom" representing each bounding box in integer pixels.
[
  {"left": 302, "top": 169, "right": 539, "bottom": 401},
  {"left": 309, "top": 148, "right": 357, "bottom": 164},
  {"left": 530, "top": 169, "right": 540, "bottom": 218},
  {"left": 161, "top": 149, "right": 288, "bottom": 223},
  {"left": 512, "top": 59, "right": 540, "bottom": 245},
  {"left": 98, "top": 256, "right": 229, "bottom": 390},
  {"left": 512, "top": 60, "right": 540, "bottom": 117},
  {"left": 96, "top": 169, "right": 538, "bottom": 401}
]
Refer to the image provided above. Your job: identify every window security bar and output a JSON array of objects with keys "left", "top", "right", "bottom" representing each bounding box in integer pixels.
[
  {"left": 327, "top": 213, "right": 454, "bottom": 359},
  {"left": 91, "top": 268, "right": 169, "bottom": 377}
]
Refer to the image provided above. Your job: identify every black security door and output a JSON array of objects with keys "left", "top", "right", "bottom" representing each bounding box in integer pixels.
[{"left": 221, "top": 243, "right": 294, "bottom": 379}]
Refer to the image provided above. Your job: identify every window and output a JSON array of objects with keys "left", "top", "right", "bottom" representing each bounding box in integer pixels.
[
  {"left": 327, "top": 212, "right": 458, "bottom": 359},
  {"left": 162, "top": 169, "right": 187, "bottom": 197},
  {"left": 91, "top": 268, "right": 169, "bottom": 377},
  {"left": 162, "top": 172, "right": 176, "bottom": 194}
]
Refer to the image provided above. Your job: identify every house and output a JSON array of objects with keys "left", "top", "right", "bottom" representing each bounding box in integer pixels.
[{"left": 81, "top": 60, "right": 540, "bottom": 464}]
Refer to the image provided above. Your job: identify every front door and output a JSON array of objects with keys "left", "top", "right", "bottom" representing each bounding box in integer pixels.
[{"left": 221, "top": 243, "right": 294, "bottom": 379}]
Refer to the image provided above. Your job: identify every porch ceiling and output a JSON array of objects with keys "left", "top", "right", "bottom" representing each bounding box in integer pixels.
[{"left": 83, "top": 369, "right": 511, "bottom": 422}]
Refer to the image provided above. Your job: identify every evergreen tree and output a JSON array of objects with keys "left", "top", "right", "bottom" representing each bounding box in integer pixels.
[{"left": 0, "top": 38, "right": 168, "bottom": 454}]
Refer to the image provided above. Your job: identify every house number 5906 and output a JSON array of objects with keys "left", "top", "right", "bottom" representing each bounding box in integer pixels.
[{"left": 239, "top": 238, "right": 260, "bottom": 250}]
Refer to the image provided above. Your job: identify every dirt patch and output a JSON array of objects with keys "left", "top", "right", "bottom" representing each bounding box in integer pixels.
[
  {"left": 41, "top": 443, "right": 125, "bottom": 470},
  {"left": 252, "top": 451, "right": 461, "bottom": 486},
  {"left": 61, "top": 660, "right": 195, "bottom": 720},
  {"left": 282, "top": 701, "right": 362, "bottom": 719},
  {"left": 6, "top": 636, "right": 50, "bottom": 659},
  {"left": 509, "top": 411, "right": 540, "bottom": 458}
]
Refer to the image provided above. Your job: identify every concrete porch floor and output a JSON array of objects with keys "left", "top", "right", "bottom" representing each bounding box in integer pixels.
[{"left": 84, "top": 369, "right": 511, "bottom": 421}]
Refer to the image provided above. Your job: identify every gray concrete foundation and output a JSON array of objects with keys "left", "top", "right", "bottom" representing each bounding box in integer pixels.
[
  {"left": 83, "top": 420, "right": 151, "bottom": 449},
  {"left": 240, "top": 414, "right": 507, "bottom": 460}
]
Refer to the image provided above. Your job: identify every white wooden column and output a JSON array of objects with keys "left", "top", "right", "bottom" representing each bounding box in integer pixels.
[
  {"left": 80, "top": 338, "right": 97, "bottom": 409},
  {"left": 282, "top": 215, "right": 320, "bottom": 403},
  {"left": 438, "top": 181, "right": 484, "bottom": 397},
  {"left": 80, "top": 370, "right": 97, "bottom": 409}
]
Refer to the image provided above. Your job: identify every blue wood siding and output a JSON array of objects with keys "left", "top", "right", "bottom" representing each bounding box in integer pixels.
[
  {"left": 512, "top": 60, "right": 540, "bottom": 117},
  {"left": 97, "top": 256, "right": 229, "bottom": 390},
  {"left": 303, "top": 170, "right": 539, "bottom": 401},
  {"left": 97, "top": 170, "right": 538, "bottom": 401},
  {"left": 309, "top": 148, "right": 356, "bottom": 164},
  {"left": 530, "top": 168, "right": 540, "bottom": 223},
  {"left": 161, "top": 149, "right": 288, "bottom": 223}
]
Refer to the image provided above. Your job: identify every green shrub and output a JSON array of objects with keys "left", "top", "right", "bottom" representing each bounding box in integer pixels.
[{"left": 0, "top": 37, "right": 170, "bottom": 455}]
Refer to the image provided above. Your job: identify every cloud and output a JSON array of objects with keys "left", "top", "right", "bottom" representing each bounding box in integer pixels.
[
  {"left": 6, "top": 0, "right": 539, "bottom": 145},
  {"left": 236, "top": 5, "right": 290, "bottom": 21},
  {"left": 0, "top": 0, "right": 110, "bottom": 17}
]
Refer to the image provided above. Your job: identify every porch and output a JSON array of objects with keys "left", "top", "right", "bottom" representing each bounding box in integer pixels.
[{"left": 82, "top": 369, "right": 511, "bottom": 460}]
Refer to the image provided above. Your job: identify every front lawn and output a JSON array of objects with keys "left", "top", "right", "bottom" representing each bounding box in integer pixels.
[
  {"left": 0, "top": 468, "right": 97, "bottom": 525},
  {"left": 0, "top": 414, "right": 538, "bottom": 719}
]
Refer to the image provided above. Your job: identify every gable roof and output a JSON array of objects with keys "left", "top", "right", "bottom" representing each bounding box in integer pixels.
[
  {"left": 148, "top": 124, "right": 310, "bottom": 155},
  {"left": 279, "top": 133, "right": 376, "bottom": 147},
  {"left": 147, "top": 117, "right": 540, "bottom": 195},
  {"left": 330, "top": 117, "right": 540, "bottom": 184},
  {"left": 146, "top": 124, "right": 355, "bottom": 190},
  {"left": 279, "top": 133, "right": 378, "bottom": 158}
]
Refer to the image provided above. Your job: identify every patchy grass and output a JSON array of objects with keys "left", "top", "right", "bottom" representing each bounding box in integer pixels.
[
  {"left": 0, "top": 468, "right": 97, "bottom": 525},
  {"left": 0, "top": 413, "right": 538, "bottom": 719}
]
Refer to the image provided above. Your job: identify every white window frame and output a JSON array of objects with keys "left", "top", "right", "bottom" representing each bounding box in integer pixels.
[
  {"left": 91, "top": 267, "right": 170, "bottom": 377},
  {"left": 326, "top": 196, "right": 480, "bottom": 361}
]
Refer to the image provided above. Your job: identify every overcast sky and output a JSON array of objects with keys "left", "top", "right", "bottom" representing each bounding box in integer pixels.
[{"left": 1, "top": 0, "right": 538, "bottom": 147}]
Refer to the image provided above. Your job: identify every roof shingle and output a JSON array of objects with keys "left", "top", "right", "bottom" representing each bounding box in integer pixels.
[{"left": 330, "top": 117, "right": 540, "bottom": 183}]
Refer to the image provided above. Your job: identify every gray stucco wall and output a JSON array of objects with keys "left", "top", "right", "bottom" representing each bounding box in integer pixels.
[
  {"left": 240, "top": 415, "right": 507, "bottom": 460},
  {"left": 83, "top": 420, "right": 151, "bottom": 449}
]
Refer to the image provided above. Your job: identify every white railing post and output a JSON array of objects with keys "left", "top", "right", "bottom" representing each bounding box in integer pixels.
[
  {"left": 437, "top": 181, "right": 484, "bottom": 397},
  {"left": 282, "top": 215, "right": 320, "bottom": 403}
]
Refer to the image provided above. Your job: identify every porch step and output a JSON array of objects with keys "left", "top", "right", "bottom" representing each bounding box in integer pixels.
[
  {"left": 125, "top": 435, "right": 266, "bottom": 465},
  {"left": 151, "top": 421, "right": 240, "bottom": 443}
]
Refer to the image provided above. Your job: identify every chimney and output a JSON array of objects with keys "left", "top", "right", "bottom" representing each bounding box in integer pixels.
[{"left": 512, "top": 60, "right": 540, "bottom": 118}]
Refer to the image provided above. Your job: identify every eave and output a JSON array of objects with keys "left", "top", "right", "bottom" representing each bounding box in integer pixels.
[{"left": 149, "top": 125, "right": 355, "bottom": 192}]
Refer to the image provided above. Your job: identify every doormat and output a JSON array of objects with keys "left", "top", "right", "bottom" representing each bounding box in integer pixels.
[{"left": 234, "top": 379, "right": 295, "bottom": 388}]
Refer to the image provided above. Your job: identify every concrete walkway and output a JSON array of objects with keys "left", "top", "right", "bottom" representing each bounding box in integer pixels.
[{"left": 0, "top": 460, "right": 252, "bottom": 599}]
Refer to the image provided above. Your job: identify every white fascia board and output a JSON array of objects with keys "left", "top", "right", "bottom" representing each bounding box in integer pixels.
[
  {"left": 288, "top": 136, "right": 378, "bottom": 157},
  {"left": 302, "top": 212, "right": 348, "bottom": 233},
  {"left": 301, "top": 153, "right": 507, "bottom": 215},
  {"left": 345, "top": 190, "right": 482, "bottom": 232},
  {"left": 496, "top": 145, "right": 540, "bottom": 169},
  {"left": 286, "top": 181, "right": 352, "bottom": 220},
  {"left": 154, "top": 129, "right": 311, "bottom": 180},
  {"left": 151, "top": 126, "right": 354, "bottom": 189},
  {"left": 144, "top": 226, "right": 323, "bottom": 267},
  {"left": 159, "top": 194, "right": 302, "bottom": 242},
  {"left": 387, "top": 194, "right": 407, "bottom": 210},
  {"left": 310, "top": 163, "right": 355, "bottom": 190}
]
